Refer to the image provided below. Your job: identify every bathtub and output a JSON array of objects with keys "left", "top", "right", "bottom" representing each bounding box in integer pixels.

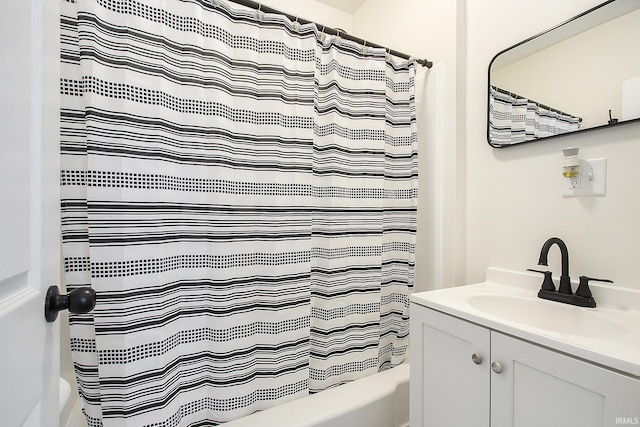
[
  {"left": 61, "top": 363, "right": 410, "bottom": 427},
  {"left": 224, "top": 363, "right": 410, "bottom": 427}
]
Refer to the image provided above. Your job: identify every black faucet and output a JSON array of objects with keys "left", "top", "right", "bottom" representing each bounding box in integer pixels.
[
  {"left": 529, "top": 237, "right": 613, "bottom": 308},
  {"left": 537, "top": 237, "right": 572, "bottom": 295}
]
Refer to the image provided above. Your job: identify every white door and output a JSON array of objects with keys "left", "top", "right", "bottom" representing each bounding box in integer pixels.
[{"left": 0, "top": 0, "right": 61, "bottom": 426}]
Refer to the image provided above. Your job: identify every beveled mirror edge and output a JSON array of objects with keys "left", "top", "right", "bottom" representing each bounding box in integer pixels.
[{"left": 486, "top": 0, "right": 639, "bottom": 148}]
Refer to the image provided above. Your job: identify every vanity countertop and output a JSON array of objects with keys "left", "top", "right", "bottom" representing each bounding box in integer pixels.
[{"left": 410, "top": 267, "right": 640, "bottom": 378}]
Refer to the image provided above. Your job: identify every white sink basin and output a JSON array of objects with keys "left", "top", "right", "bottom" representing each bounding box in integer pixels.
[
  {"left": 410, "top": 267, "right": 640, "bottom": 377},
  {"left": 465, "top": 294, "right": 629, "bottom": 338}
]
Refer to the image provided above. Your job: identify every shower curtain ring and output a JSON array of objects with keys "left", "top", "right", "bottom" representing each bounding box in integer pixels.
[
  {"left": 256, "top": 3, "right": 264, "bottom": 21},
  {"left": 293, "top": 15, "right": 300, "bottom": 31}
]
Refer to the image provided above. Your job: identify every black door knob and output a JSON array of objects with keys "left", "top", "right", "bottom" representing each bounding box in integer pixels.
[{"left": 44, "top": 285, "right": 96, "bottom": 322}]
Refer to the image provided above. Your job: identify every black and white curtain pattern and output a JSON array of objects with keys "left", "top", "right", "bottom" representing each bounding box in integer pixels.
[
  {"left": 60, "top": 0, "right": 417, "bottom": 425},
  {"left": 489, "top": 86, "right": 581, "bottom": 145}
]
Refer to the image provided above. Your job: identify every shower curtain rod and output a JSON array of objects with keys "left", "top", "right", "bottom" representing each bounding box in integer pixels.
[
  {"left": 491, "top": 86, "right": 583, "bottom": 122},
  {"left": 221, "top": 0, "right": 433, "bottom": 68}
]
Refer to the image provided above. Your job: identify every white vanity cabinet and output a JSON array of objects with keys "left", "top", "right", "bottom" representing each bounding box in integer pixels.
[{"left": 410, "top": 304, "right": 640, "bottom": 427}]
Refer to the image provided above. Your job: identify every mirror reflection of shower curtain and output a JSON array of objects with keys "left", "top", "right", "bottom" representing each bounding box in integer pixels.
[
  {"left": 60, "top": 0, "right": 417, "bottom": 425},
  {"left": 489, "top": 86, "right": 581, "bottom": 145}
]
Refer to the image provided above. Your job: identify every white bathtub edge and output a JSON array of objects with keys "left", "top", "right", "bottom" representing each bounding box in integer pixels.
[
  {"left": 59, "top": 378, "right": 71, "bottom": 416},
  {"left": 224, "top": 363, "right": 410, "bottom": 427}
]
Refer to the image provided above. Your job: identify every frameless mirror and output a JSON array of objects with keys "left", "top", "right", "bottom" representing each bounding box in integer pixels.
[{"left": 488, "top": 0, "right": 640, "bottom": 148}]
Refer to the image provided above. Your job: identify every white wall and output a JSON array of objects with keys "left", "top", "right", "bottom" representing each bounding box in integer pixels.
[
  {"left": 465, "top": 0, "right": 640, "bottom": 290},
  {"left": 347, "top": 0, "right": 640, "bottom": 291},
  {"left": 258, "top": 0, "right": 353, "bottom": 31}
]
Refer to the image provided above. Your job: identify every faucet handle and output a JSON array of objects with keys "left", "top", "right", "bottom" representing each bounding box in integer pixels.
[
  {"left": 576, "top": 276, "right": 613, "bottom": 298},
  {"left": 527, "top": 269, "right": 556, "bottom": 291}
]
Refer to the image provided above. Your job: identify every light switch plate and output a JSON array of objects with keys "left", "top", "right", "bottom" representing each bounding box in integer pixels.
[{"left": 561, "top": 158, "right": 607, "bottom": 197}]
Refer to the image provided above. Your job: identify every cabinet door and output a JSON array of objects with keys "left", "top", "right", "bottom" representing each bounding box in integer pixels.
[
  {"left": 410, "top": 305, "right": 491, "bottom": 427},
  {"left": 491, "top": 332, "right": 640, "bottom": 427}
]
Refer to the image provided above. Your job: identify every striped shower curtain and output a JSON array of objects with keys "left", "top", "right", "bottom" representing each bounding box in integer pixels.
[
  {"left": 489, "top": 86, "right": 581, "bottom": 145},
  {"left": 60, "top": 0, "right": 417, "bottom": 425}
]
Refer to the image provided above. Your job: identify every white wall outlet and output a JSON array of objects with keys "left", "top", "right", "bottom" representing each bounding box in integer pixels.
[{"left": 561, "top": 158, "right": 607, "bottom": 197}]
